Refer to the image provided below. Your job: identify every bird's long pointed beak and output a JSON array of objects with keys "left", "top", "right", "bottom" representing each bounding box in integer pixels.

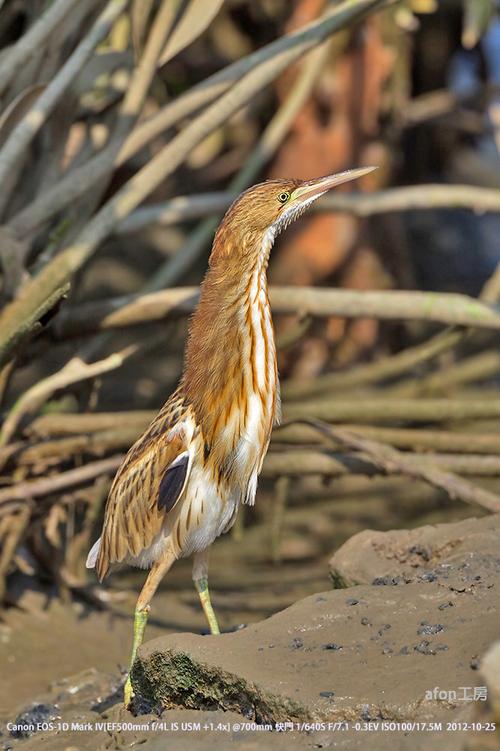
[{"left": 290, "top": 166, "right": 376, "bottom": 203}]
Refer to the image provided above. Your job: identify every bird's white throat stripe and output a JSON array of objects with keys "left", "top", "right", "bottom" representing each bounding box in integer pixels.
[
  {"left": 249, "top": 271, "right": 273, "bottom": 392},
  {"left": 248, "top": 227, "right": 277, "bottom": 394}
]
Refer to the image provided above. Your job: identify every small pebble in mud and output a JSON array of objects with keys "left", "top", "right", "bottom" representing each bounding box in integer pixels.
[
  {"left": 419, "top": 571, "right": 438, "bottom": 582},
  {"left": 438, "top": 601, "right": 454, "bottom": 610},
  {"left": 381, "top": 642, "right": 393, "bottom": 655},
  {"left": 372, "top": 575, "right": 401, "bottom": 586},
  {"left": 361, "top": 617, "right": 370, "bottom": 626},
  {"left": 376, "top": 624, "right": 391, "bottom": 638},
  {"left": 470, "top": 656, "right": 481, "bottom": 670},
  {"left": 316, "top": 596, "right": 327, "bottom": 603},
  {"left": 417, "top": 622, "right": 444, "bottom": 636},
  {"left": 408, "top": 544, "right": 430, "bottom": 561},
  {"left": 346, "top": 598, "right": 359, "bottom": 606},
  {"left": 319, "top": 691, "right": 335, "bottom": 699},
  {"left": 399, "top": 646, "right": 410, "bottom": 655},
  {"left": 414, "top": 640, "right": 449, "bottom": 655},
  {"left": 10, "top": 704, "right": 60, "bottom": 738},
  {"left": 289, "top": 638, "right": 304, "bottom": 650},
  {"left": 322, "top": 643, "right": 343, "bottom": 651}
]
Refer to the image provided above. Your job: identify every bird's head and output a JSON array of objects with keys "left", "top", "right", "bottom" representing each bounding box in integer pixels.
[{"left": 211, "top": 166, "right": 376, "bottom": 266}]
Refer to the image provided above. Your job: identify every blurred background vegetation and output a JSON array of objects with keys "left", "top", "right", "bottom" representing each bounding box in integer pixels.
[{"left": 1, "top": 0, "right": 500, "bottom": 622}]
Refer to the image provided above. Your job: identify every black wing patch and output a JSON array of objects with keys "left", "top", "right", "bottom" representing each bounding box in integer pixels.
[{"left": 157, "top": 452, "right": 189, "bottom": 512}]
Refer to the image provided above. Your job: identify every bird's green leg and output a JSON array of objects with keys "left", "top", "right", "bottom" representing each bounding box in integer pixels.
[
  {"left": 194, "top": 576, "right": 220, "bottom": 634},
  {"left": 124, "top": 606, "right": 149, "bottom": 708},
  {"left": 192, "top": 549, "right": 220, "bottom": 635},
  {"left": 124, "top": 543, "right": 177, "bottom": 709}
]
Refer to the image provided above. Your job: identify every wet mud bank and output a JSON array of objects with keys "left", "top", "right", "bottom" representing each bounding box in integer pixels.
[{"left": 2, "top": 515, "right": 500, "bottom": 750}]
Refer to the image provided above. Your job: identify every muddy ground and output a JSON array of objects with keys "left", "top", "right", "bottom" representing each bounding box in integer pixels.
[{"left": 1, "top": 483, "right": 499, "bottom": 750}]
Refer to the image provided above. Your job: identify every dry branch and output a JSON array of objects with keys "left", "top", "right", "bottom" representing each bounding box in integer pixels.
[
  {"left": 0, "top": 0, "right": 128, "bottom": 217},
  {"left": 283, "top": 263, "right": 500, "bottom": 401},
  {"left": 158, "top": 0, "right": 224, "bottom": 67},
  {"left": 53, "top": 285, "right": 500, "bottom": 338},
  {"left": 6, "top": 438, "right": 500, "bottom": 511},
  {"left": 284, "top": 396, "right": 500, "bottom": 424},
  {"left": 0, "top": 344, "right": 139, "bottom": 451},
  {"left": 263, "top": 449, "right": 500, "bottom": 478},
  {"left": 117, "top": 0, "right": 387, "bottom": 165},
  {"left": 9, "top": 0, "right": 214, "bottom": 241},
  {"left": 12, "top": 427, "right": 144, "bottom": 468},
  {"left": 118, "top": 193, "right": 233, "bottom": 234},
  {"left": 0, "top": 455, "right": 121, "bottom": 507},
  {"left": 320, "top": 183, "right": 500, "bottom": 215},
  {"left": 0, "top": 505, "right": 31, "bottom": 600},
  {"left": 0, "top": 281, "right": 70, "bottom": 365},
  {"left": 320, "top": 425, "right": 500, "bottom": 455},
  {"left": 283, "top": 328, "right": 464, "bottom": 399},
  {"left": 391, "top": 350, "right": 500, "bottom": 397},
  {"left": 0, "top": 0, "right": 86, "bottom": 96},
  {"left": 27, "top": 411, "right": 153, "bottom": 437},
  {"left": 283, "top": 420, "right": 500, "bottom": 512}
]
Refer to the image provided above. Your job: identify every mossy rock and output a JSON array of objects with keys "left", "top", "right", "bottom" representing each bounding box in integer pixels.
[{"left": 132, "top": 648, "right": 309, "bottom": 723}]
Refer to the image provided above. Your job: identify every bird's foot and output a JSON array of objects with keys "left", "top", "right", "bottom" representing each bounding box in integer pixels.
[{"left": 124, "top": 675, "right": 134, "bottom": 709}]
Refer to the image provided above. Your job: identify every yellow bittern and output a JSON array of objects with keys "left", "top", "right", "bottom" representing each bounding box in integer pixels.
[{"left": 86, "top": 167, "right": 373, "bottom": 707}]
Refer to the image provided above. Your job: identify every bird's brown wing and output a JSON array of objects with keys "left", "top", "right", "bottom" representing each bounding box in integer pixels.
[{"left": 96, "top": 408, "right": 191, "bottom": 580}]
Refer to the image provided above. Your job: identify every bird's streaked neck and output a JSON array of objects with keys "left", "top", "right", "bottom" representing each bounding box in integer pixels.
[{"left": 182, "top": 225, "right": 278, "bottom": 439}]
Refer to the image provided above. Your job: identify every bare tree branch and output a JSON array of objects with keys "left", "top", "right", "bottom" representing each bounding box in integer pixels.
[
  {"left": 8, "top": 0, "right": 211, "bottom": 241},
  {"left": 283, "top": 328, "right": 464, "bottom": 399},
  {"left": 0, "top": 0, "right": 129, "bottom": 217},
  {"left": 117, "top": 0, "right": 388, "bottom": 165},
  {"left": 28, "top": 411, "right": 153, "bottom": 437},
  {"left": 263, "top": 448, "right": 500, "bottom": 478},
  {"left": 274, "top": 423, "right": 500, "bottom": 454},
  {"left": 283, "top": 261, "right": 500, "bottom": 400},
  {"left": 53, "top": 285, "right": 500, "bottom": 338},
  {"left": 0, "top": 281, "right": 70, "bottom": 364},
  {"left": 0, "top": 456, "right": 122, "bottom": 507},
  {"left": 283, "top": 396, "right": 500, "bottom": 424},
  {"left": 0, "top": 0, "right": 88, "bottom": 96},
  {"left": 0, "top": 344, "right": 139, "bottom": 452},
  {"left": 283, "top": 419, "right": 500, "bottom": 512}
]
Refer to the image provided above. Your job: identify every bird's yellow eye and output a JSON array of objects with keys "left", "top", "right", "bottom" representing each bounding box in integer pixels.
[{"left": 277, "top": 191, "right": 290, "bottom": 204}]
